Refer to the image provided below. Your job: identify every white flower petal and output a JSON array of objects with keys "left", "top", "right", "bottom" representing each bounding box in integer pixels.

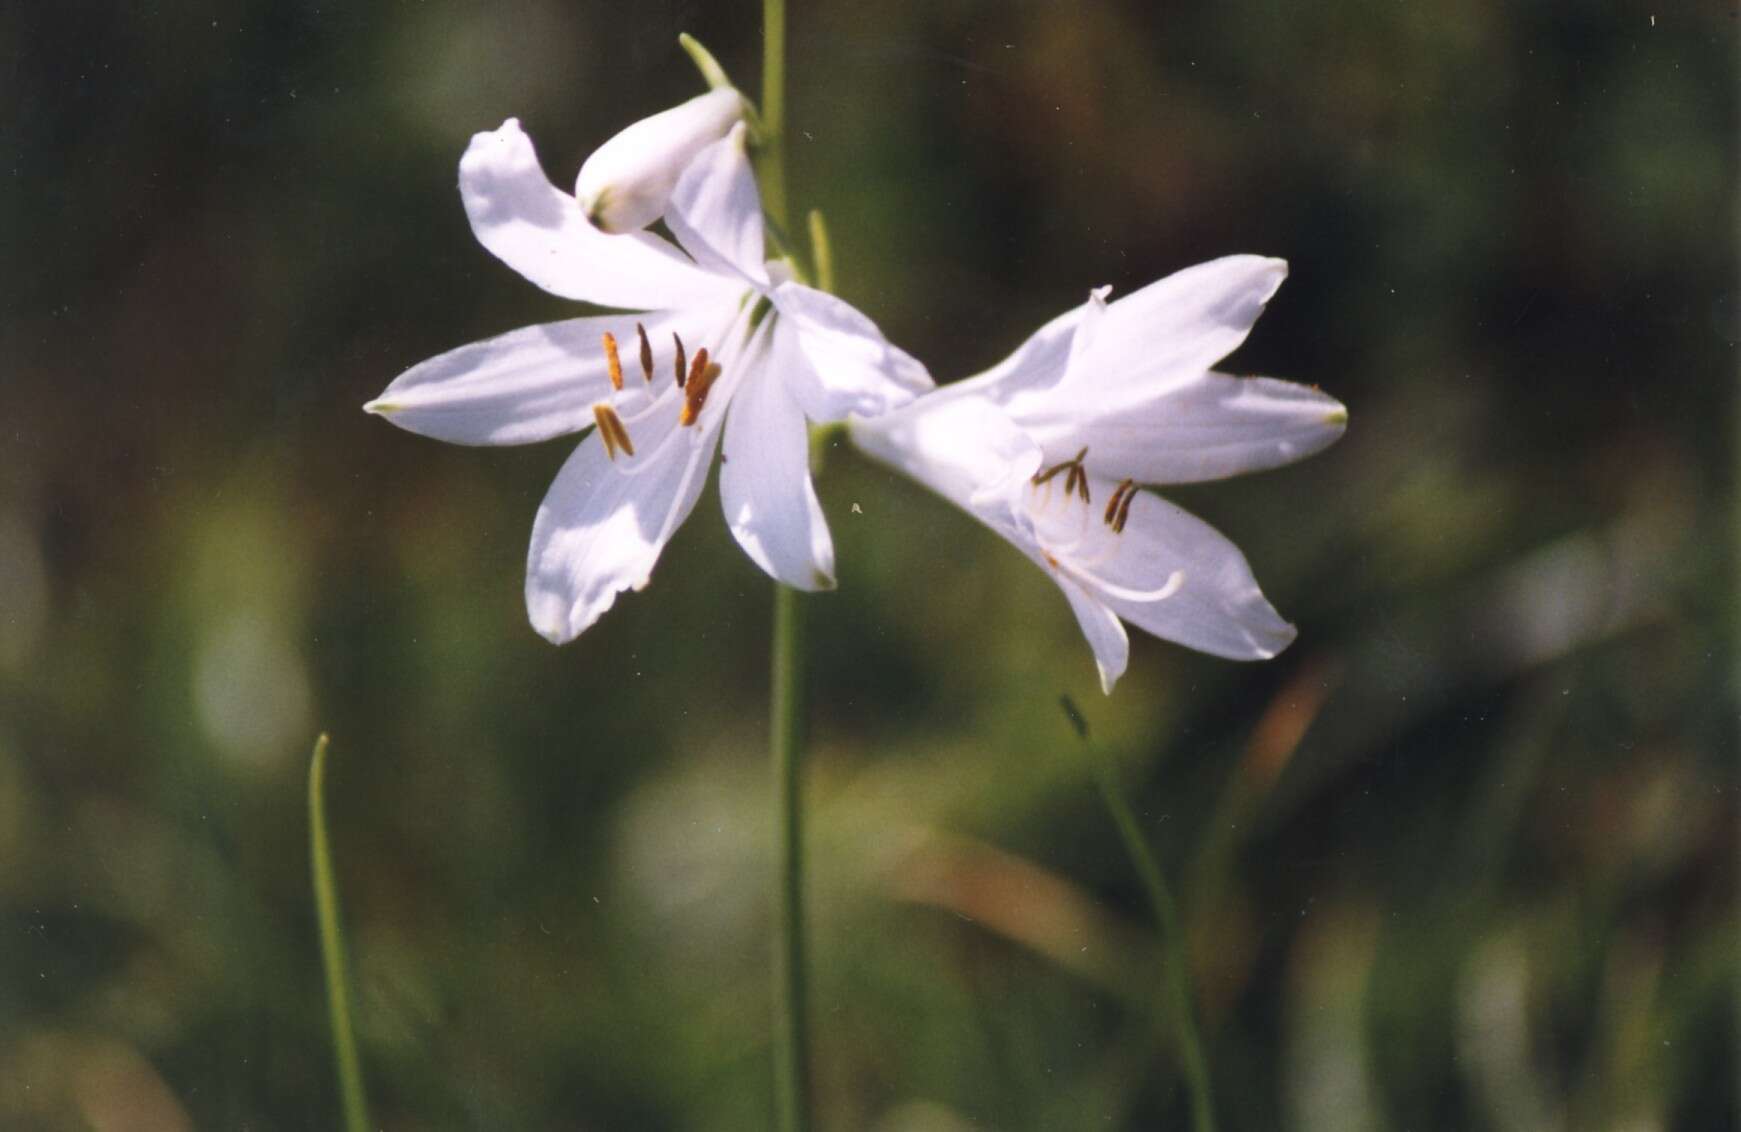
[
  {"left": 365, "top": 310, "right": 701, "bottom": 446},
  {"left": 1056, "top": 578, "right": 1130, "bottom": 694},
  {"left": 459, "top": 118, "right": 732, "bottom": 310},
  {"left": 930, "top": 297, "right": 1087, "bottom": 408},
  {"left": 720, "top": 371, "right": 836, "bottom": 591},
  {"left": 574, "top": 88, "right": 746, "bottom": 234},
  {"left": 1078, "top": 489, "right": 1297, "bottom": 661},
  {"left": 664, "top": 123, "right": 768, "bottom": 286},
  {"left": 1026, "top": 373, "right": 1347, "bottom": 485},
  {"left": 1010, "top": 255, "right": 1287, "bottom": 415},
  {"left": 848, "top": 394, "right": 1040, "bottom": 528},
  {"left": 524, "top": 394, "right": 718, "bottom": 643},
  {"left": 1063, "top": 285, "right": 1113, "bottom": 376},
  {"left": 769, "top": 282, "right": 932, "bottom": 421}
]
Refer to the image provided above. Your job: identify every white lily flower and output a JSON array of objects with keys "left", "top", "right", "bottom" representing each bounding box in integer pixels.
[
  {"left": 575, "top": 87, "right": 746, "bottom": 233},
  {"left": 850, "top": 256, "right": 1347, "bottom": 694},
  {"left": 367, "top": 116, "right": 931, "bottom": 644}
]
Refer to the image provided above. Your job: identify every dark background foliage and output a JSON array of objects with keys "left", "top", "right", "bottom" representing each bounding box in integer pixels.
[{"left": 2, "top": 1, "right": 1734, "bottom": 1128}]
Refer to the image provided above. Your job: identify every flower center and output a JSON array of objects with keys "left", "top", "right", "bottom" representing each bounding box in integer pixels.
[
  {"left": 589, "top": 325, "right": 727, "bottom": 460},
  {"left": 1030, "top": 450, "right": 1141, "bottom": 535}
]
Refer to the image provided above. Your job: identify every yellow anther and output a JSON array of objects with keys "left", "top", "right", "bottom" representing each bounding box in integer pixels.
[
  {"left": 680, "top": 351, "right": 720, "bottom": 426},
  {"left": 602, "top": 332, "right": 624, "bottom": 391},
  {"left": 592, "top": 403, "right": 635, "bottom": 459}
]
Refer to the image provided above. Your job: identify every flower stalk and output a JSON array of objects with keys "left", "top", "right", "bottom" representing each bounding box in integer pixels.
[
  {"left": 762, "top": 2, "right": 811, "bottom": 1129},
  {"left": 761, "top": 0, "right": 789, "bottom": 233},
  {"left": 770, "top": 582, "right": 811, "bottom": 1132}
]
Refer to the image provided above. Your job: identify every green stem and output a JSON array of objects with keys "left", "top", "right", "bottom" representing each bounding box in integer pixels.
[
  {"left": 309, "top": 734, "right": 372, "bottom": 1132},
  {"left": 761, "top": 0, "right": 789, "bottom": 233},
  {"left": 1066, "top": 701, "right": 1217, "bottom": 1132},
  {"left": 770, "top": 584, "right": 811, "bottom": 1132},
  {"left": 806, "top": 209, "right": 834, "bottom": 295},
  {"left": 762, "top": 2, "right": 808, "bottom": 1127}
]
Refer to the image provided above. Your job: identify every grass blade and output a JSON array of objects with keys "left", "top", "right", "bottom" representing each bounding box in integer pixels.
[{"left": 310, "top": 733, "right": 372, "bottom": 1132}]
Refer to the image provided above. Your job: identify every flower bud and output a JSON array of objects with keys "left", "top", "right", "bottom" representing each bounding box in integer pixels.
[{"left": 575, "top": 87, "right": 747, "bottom": 234}]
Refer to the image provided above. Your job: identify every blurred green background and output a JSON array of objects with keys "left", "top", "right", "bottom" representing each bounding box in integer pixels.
[{"left": 2, "top": 1, "right": 1735, "bottom": 1128}]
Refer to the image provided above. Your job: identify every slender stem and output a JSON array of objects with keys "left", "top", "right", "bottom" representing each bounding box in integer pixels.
[
  {"left": 309, "top": 734, "right": 372, "bottom": 1132},
  {"left": 761, "top": 0, "right": 790, "bottom": 233},
  {"left": 1065, "top": 700, "right": 1216, "bottom": 1132},
  {"left": 806, "top": 209, "right": 834, "bottom": 295},
  {"left": 770, "top": 584, "right": 811, "bottom": 1132},
  {"left": 762, "top": 1, "right": 808, "bottom": 1126}
]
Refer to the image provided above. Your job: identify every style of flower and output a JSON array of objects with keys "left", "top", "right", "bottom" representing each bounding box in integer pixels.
[
  {"left": 849, "top": 256, "right": 1347, "bottom": 693},
  {"left": 367, "top": 112, "right": 931, "bottom": 643}
]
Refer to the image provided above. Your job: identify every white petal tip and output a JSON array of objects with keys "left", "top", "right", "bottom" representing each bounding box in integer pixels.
[
  {"left": 1097, "top": 667, "right": 1121, "bottom": 696},
  {"left": 812, "top": 569, "right": 838, "bottom": 592},
  {"left": 1255, "top": 622, "right": 1299, "bottom": 660},
  {"left": 1324, "top": 405, "right": 1349, "bottom": 427},
  {"left": 363, "top": 400, "right": 398, "bottom": 416},
  {"left": 530, "top": 616, "right": 572, "bottom": 646}
]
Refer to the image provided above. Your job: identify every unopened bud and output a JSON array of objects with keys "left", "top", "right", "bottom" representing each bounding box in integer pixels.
[{"left": 575, "top": 88, "right": 746, "bottom": 233}]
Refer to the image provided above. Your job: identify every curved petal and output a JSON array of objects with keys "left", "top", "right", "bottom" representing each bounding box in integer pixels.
[
  {"left": 769, "top": 282, "right": 933, "bottom": 421},
  {"left": 1007, "top": 256, "right": 1288, "bottom": 418},
  {"left": 720, "top": 371, "right": 836, "bottom": 591},
  {"left": 1063, "top": 285, "right": 1113, "bottom": 377},
  {"left": 459, "top": 119, "right": 733, "bottom": 310},
  {"left": 1025, "top": 373, "right": 1347, "bottom": 485},
  {"left": 945, "top": 295, "right": 1089, "bottom": 405},
  {"left": 365, "top": 310, "right": 703, "bottom": 445},
  {"left": 524, "top": 391, "right": 718, "bottom": 643},
  {"left": 664, "top": 123, "right": 768, "bottom": 287},
  {"left": 575, "top": 88, "right": 746, "bottom": 234},
  {"left": 1056, "top": 577, "right": 1130, "bottom": 694},
  {"left": 848, "top": 394, "right": 1041, "bottom": 529},
  {"left": 1059, "top": 488, "right": 1296, "bottom": 661}
]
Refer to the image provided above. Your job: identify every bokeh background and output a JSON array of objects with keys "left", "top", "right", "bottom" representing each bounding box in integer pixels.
[{"left": 3, "top": 1, "right": 1735, "bottom": 1128}]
